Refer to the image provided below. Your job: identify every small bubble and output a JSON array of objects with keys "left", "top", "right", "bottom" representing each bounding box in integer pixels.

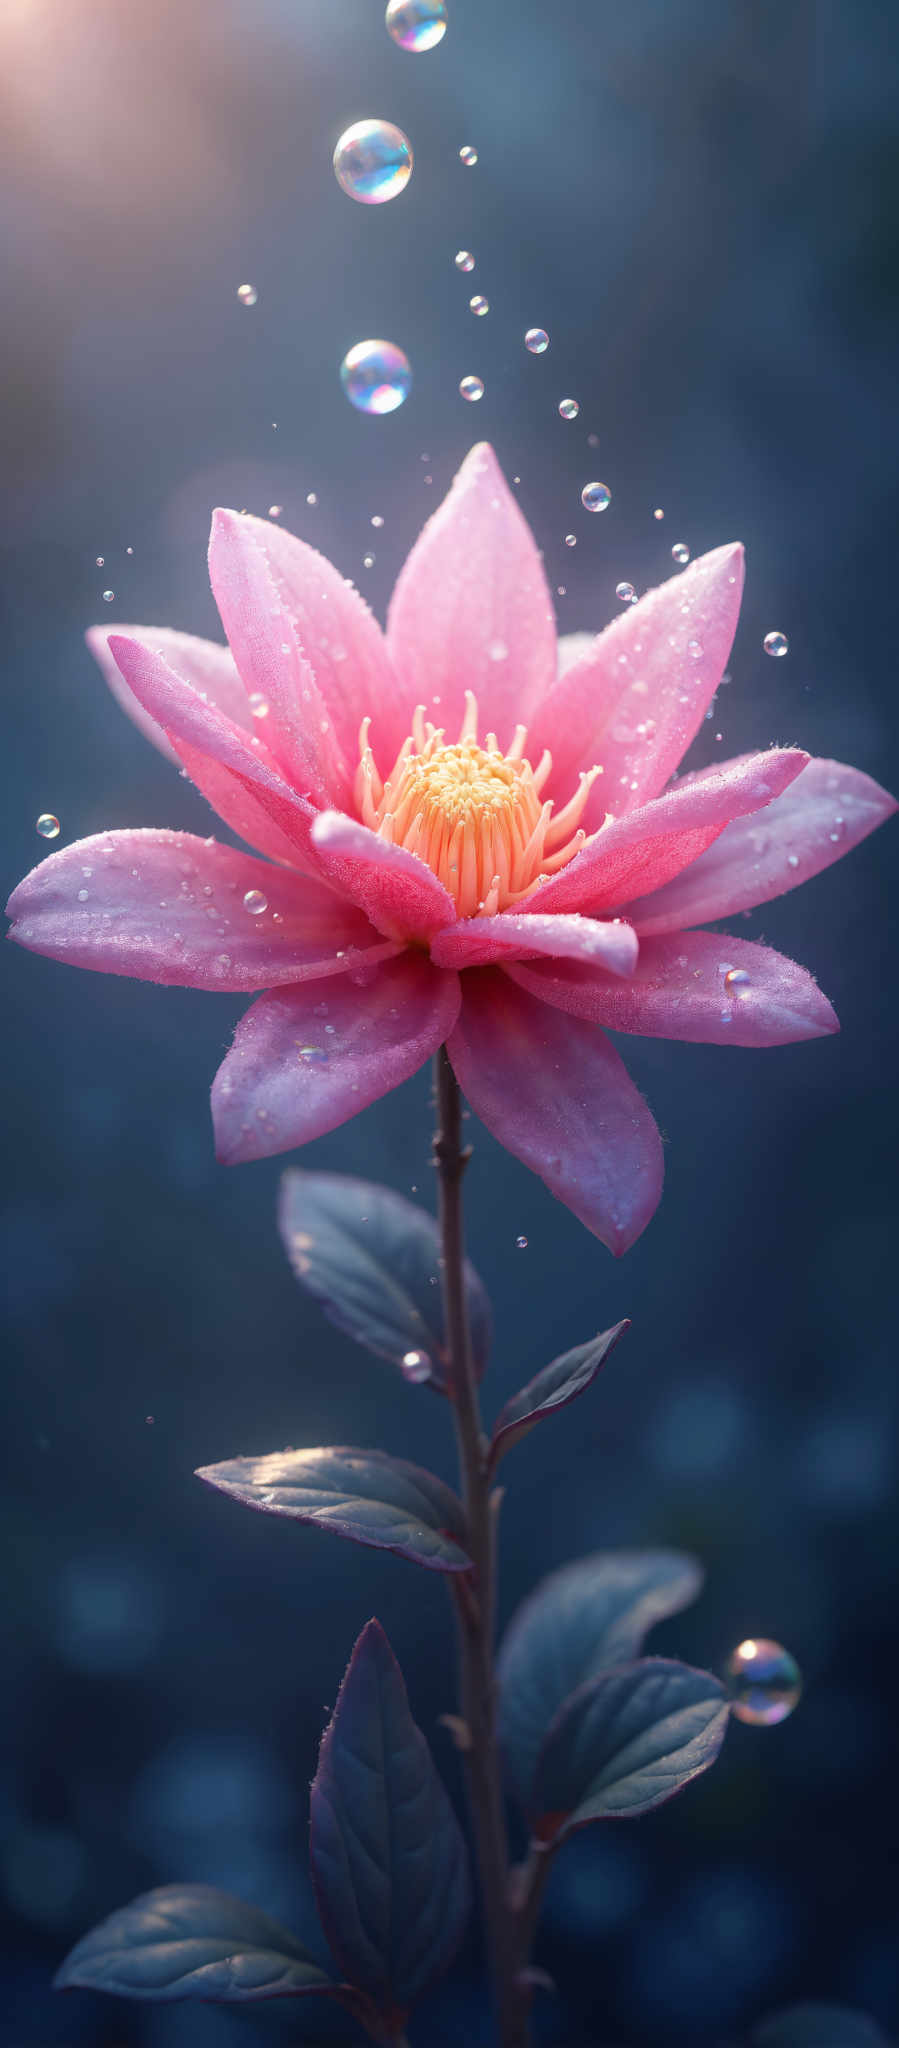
[
  {"left": 671, "top": 542, "right": 690, "bottom": 564},
  {"left": 126, "top": 545, "right": 134, "bottom": 554},
  {"left": 581, "top": 481, "right": 610, "bottom": 512},
  {"left": 455, "top": 249, "right": 475, "bottom": 272},
  {"left": 95, "top": 555, "right": 105, "bottom": 566},
  {"left": 616, "top": 581, "right": 637, "bottom": 603},
  {"left": 243, "top": 889, "right": 268, "bottom": 915},
  {"left": 145, "top": 1414, "right": 155, "bottom": 1426},
  {"left": 515, "top": 1235, "right": 528, "bottom": 1249},
  {"left": 459, "top": 374, "right": 485, "bottom": 403},
  {"left": 386, "top": 0, "right": 447, "bottom": 51},
  {"left": 564, "top": 534, "right": 577, "bottom": 548},
  {"left": 76, "top": 888, "right": 89, "bottom": 902},
  {"left": 470, "top": 294, "right": 489, "bottom": 316},
  {"left": 237, "top": 283, "right": 258, "bottom": 307},
  {"left": 725, "top": 1638, "right": 802, "bottom": 1726},
  {"left": 297, "top": 1045, "right": 329, "bottom": 1064},
  {"left": 558, "top": 398, "right": 579, "bottom": 419},
  {"left": 653, "top": 507, "right": 665, "bottom": 520},
  {"left": 248, "top": 692, "right": 269, "bottom": 718},
  {"left": 36, "top": 814, "right": 60, "bottom": 839},
  {"left": 401, "top": 1348, "right": 432, "bottom": 1384},
  {"left": 363, "top": 554, "right": 375, "bottom": 569},
  {"left": 787, "top": 854, "right": 800, "bottom": 869},
  {"left": 306, "top": 491, "right": 318, "bottom": 506},
  {"left": 102, "top": 590, "right": 114, "bottom": 603},
  {"left": 333, "top": 119, "right": 413, "bottom": 204},
  {"left": 525, "top": 327, "right": 549, "bottom": 354},
  {"left": 763, "top": 630, "right": 789, "bottom": 658},
  {"left": 370, "top": 513, "right": 385, "bottom": 527},
  {"left": 267, "top": 504, "right": 282, "bottom": 519},
  {"left": 459, "top": 144, "right": 478, "bottom": 166},
  {"left": 341, "top": 339, "right": 412, "bottom": 414}
]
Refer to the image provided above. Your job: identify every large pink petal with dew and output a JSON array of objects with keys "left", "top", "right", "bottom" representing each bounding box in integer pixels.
[
  {"left": 311, "top": 810, "right": 457, "bottom": 943},
  {"left": 430, "top": 910, "right": 638, "bottom": 975},
  {"left": 386, "top": 444, "right": 557, "bottom": 752},
  {"left": 448, "top": 970, "right": 663, "bottom": 1254},
  {"left": 87, "top": 625, "right": 252, "bottom": 766},
  {"left": 530, "top": 544, "right": 744, "bottom": 830},
  {"left": 6, "top": 830, "right": 394, "bottom": 992},
  {"left": 507, "top": 931, "right": 838, "bottom": 1048},
  {"left": 625, "top": 757, "right": 898, "bottom": 934},
  {"left": 209, "top": 509, "right": 409, "bottom": 782},
  {"left": 108, "top": 634, "right": 321, "bottom": 872},
  {"left": 212, "top": 953, "right": 460, "bottom": 1164},
  {"left": 528, "top": 748, "right": 808, "bottom": 918}
]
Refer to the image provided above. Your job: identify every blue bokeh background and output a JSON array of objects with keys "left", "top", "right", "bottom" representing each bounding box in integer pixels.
[{"left": 2, "top": 0, "right": 897, "bottom": 2042}]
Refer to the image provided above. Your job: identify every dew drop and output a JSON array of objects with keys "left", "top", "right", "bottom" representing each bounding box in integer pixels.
[
  {"left": 243, "top": 889, "right": 268, "bottom": 915},
  {"left": 249, "top": 692, "right": 269, "bottom": 718},
  {"left": 763, "top": 630, "right": 789, "bottom": 658},
  {"left": 581, "top": 481, "right": 610, "bottom": 512},
  {"left": 102, "top": 590, "right": 115, "bottom": 603},
  {"left": 76, "top": 888, "right": 89, "bottom": 902},
  {"left": 455, "top": 248, "right": 475, "bottom": 272},
  {"left": 515, "top": 1235, "right": 528, "bottom": 1249},
  {"left": 724, "top": 967, "right": 751, "bottom": 991},
  {"left": 470, "top": 294, "right": 489, "bottom": 317},
  {"left": 340, "top": 339, "right": 412, "bottom": 414},
  {"left": 459, "top": 374, "right": 484, "bottom": 403},
  {"left": 616, "top": 581, "right": 637, "bottom": 603},
  {"left": 687, "top": 637, "right": 704, "bottom": 659},
  {"left": 297, "top": 1044, "right": 329, "bottom": 1065},
  {"left": 333, "top": 119, "right": 413, "bottom": 204},
  {"left": 459, "top": 144, "right": 478, "bottom": 166},
  {"left": 386, "top": 0, "right": 447, "bottom": 51},
  {"left": 237, "top": 283, "right": 258, "bottom": 307},
  {"left": 725, "top": 1638, "right": 802, "bottom": 1725},
  {"left": 671, "top": 541, "right": 690, "bottom": 564},
  {"left": 787, "top": 854, "right": 800, "bottom": 868},
  {"left": 401, "top": 1348, "right": 432, "bottom": 1384},
  {"left": 558, "top": 397, "right": 579, "bottom": 419},
  {"left": 525, "top": 327, "right": 549, "bottom": 354},
  {"left": 36, "top": 814, "right": 60, "bottom": 839}
]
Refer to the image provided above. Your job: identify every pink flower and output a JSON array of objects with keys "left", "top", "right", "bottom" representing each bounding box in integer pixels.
[{"left": 7, "top": 446, "right": 894, "bottom": 1252}]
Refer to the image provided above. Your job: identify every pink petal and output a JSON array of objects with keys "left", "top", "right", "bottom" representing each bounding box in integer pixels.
[
  {"left": 529, "top": 748, "right": 808, "bottom": 918},
  {"left": 448, "top": 970, "right": 663, "bottom": 1254},
  {"left": 625, "top": 756, "right": 899, "bottom": 934},
  {"left": 386, "top": 444, "right": 557, "bottom": 752},
  {"left": 212, "top": 953, "right": 460, "bottom": 1164},
  {"left": 311, "top": 810, "right": 457, "bottom": 943},
  {"left": 6, "top": 830, "right": 393, "bottom": 991},
  {"left": 108, "top": 633, "right": 320, "bottom": 871},
  {"left": 529, "top": 544, "right": 744, "bottom": 830},
  {"left": 209, "top": 509, "right": 409, "bottom": 786},
  {"left": 86, "top": 625, "right": 251, "bottom": 766},
  {"left": 430, "top": 911, "right": 638, "bottom": 975},
  {"left": 508, "top": 931, "right": 838, "bottom": 1046}
]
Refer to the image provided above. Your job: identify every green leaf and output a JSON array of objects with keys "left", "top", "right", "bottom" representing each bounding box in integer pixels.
[{"left": 533, "top": 1657, "right": 729, "bottom": 1840}]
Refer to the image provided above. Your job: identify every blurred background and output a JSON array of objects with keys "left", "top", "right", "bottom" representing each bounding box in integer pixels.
[{"left": 2, "top": 0, "right": 898, "bottom": 2042}]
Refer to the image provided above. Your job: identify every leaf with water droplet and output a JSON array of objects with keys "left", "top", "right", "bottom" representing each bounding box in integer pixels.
[{"left": 488, "top": 1323, "right": 629, "bottom": 1472}]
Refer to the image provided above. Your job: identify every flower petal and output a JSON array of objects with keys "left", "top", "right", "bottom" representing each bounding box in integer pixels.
[
  {"left": 430, "top": 911, "right": 638, "bottom": 975},
  {"left": 87, "top": 625, "right": 251, "bottom": 766},
  {"left": 447, "top": 970, "right": 663, "bottom": 1254},
  {"left": 530, "top": 748, "right": 808, "bottom": 917},
  {"left": 108, "top": 633, "right": 320, "bottom": 871},
  {"left": 507, "top": 931, "right": 838, "bottom": 1046},
  {"left": 386, "top": 444, "right": 557, "bottom": 752},
  {"left": 6, "top": 830, "right": 393, "bottom": 991},
  {"left": 209, "top": 509, "right": 408, "bottom": 785},
  {"left": 530, "top": 544, "right": 744, "bottom": 828},
  {"left": 625, "top": 757, "right": 899, "bottom": 934},
  {"left": 311, "top": 810, "right": 457, "bottom": 943},
  {"left": 212, "top": 953, "right": 461, "bottom": 1164}
]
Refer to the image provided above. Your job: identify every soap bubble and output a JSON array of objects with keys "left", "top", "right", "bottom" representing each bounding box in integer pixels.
[
  {"left": 243, "top": 890, "right": 268, "bottom": 915},
  {"left": 459, "top": 374, "right": 484, "bottom": 402},
  {"left": 525, "top": 327, "right": 549, "bottom": 353},
  {"left": 470, "top": 294, "right": 489, "bottom": 316},
  {"left": 455, "top": 249, "right": 475, "bottom": 272},
  {"left": 333, "top": 119, "right": 413, "bottom": 204},
  {"left": 616, "top": 582, "right": 637, "bottom": 603},
  {"left": 459, "top": 144, "right": 478, "bottom": 166},
  {"left": 386, "top": 0, "right": 447, "bottom": 51},
  {"left": 401, "top": 1348, "right": 432, "bottom": 1384},
  {"left": 764, "top": 630, "right": 789, "bottom": 658},
  {"left": 237, "top": 284, "right": 258, "bottom": 307},
  {"left": 558, "top": 398, "right": 579, "bottom": 419},
  {"left": 36, "top": 814, "right": 60, "bottom": 839},
  {"left": 725, "top": 1638, "right": 802, "bottom": 1725},
  {"left": 671, "top": 541, "right": 690, "bottom": 564},
  {"left": 581, "top": 481, "right": 610, "bottom": 512},
  {"left": 341, "top": 339, "right": 412, "bottom": 414}
]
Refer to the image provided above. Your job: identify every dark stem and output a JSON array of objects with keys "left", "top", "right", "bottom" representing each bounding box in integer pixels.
[{"left": 433, "top": 1048, "right": 533, "bottom": 2048}]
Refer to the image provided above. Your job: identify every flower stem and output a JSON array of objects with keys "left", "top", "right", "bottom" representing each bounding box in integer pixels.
[{"left": 433, "top": 1047, "right": 533, "bottom": 2048}]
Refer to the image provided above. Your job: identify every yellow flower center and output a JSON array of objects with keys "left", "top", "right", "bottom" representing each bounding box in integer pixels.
[{"left": 355, "top": 691, "right": 603, "bottom": 917}]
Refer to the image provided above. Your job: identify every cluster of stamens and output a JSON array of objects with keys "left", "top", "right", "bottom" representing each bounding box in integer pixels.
[{"left": 354, "top": 690, "right": 603, "bottom": 917}]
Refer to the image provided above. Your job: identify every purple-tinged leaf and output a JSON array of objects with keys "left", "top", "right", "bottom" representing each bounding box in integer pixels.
[
  {"left": 532, "top": 1657, "right": 728, "bottom": 1840},
  {"left": 196, "top": 1446, "right": 471, "bottom": 1573},
  {"left": 278, "top": 1170, "right": 492, "bottom": 1391},
  {"left": 751, "top": 2006, "right": 889, "bottom": 2047},
  {"left": 498, "top": 1548, "right": 704, "bottom": 1807},
  {"left": 54, "top": 1886, "right": 335, "bottom": 2002},
  {"left": 311, "top": 1620, "right": 472, "bottom": 2019},
  {"left": 488, "top": 1322, "right": 629, "bottom": 1470}
]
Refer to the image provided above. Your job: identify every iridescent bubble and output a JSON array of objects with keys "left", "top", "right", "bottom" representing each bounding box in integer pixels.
[
  {"left": 268, "top": 505, "right": 282, "bottom": 519},
  {"left": 459, "top": 374, "right": 484, "bottom": 403},
  {"left": 455, "top": 249, "right": 475, "bottom": 272},
  {"left": 36, "top": 814, "right": 60, "bottom": 839},
  {"left": 558, "top": 398, "right": 579, "bottom": 420},
  {"left": 764, "top": 630, "right": 789, "bottom": 658},
  {"left": 333, "top": 119, "right": 413, "bottom": 204},
  {"left": 564, "top": 534, "right": 577, "bottom": 547},
  {"left": 102, "top": 590, "right": 114, "bottom": 603},
  {"left": 237, "top": 283, "right": 258, "bottom": 307},
  {"left": 459, "top": 145, "right": 478, "bottom": 166},
  {"left": 525, "top": 327, "right": 549, "bottom": 354},
  {"left": 581, "top": 481, "right": 610, "bottom": 512},
  {"left": 243, "top": 889, "right": 268, "bottom": 915},
  {"left": 363, "top": 554, "right": 375, "bottom": 568},
  {"left": 516, "top": 1235, "right": 528, "bottom": 1249},
  {"left": 616, "top": 582, "right": 636, "bottom": 603},
  {"left": 95, "top": 556, "right": 104, "bottom": 567},
  {"left": 671, "top": 541, "right": 690, "bottom": 564},
  {"left": 341, "top": 339, "right": 412, "bottom": 414},
  {"left": 653, "top": 507, "right": 665, "bottom": 520},
  {"left": 470, "top": 294, "right": 489, "bottom": 316},
  {"left": 401, "top": 1348, "right": 432, "bottom": 1384},
  {"left": 385, "top": 0, "right": 447, "bottom": 52},
  {"left": 725, "top": 1638, "right": 802, "bottom": 1725}
]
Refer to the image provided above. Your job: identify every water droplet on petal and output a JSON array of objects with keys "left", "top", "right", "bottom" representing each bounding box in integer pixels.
[
  {"left": 36, "top": 814, "right": 60, "bottom": 839},
  {"left": 525, "top": 327, "right": 549, "bottom": 354},
  {"left": 340, "top": 339, "right": 412, "bottom": 414},
  {"left": 243, "top": 889, "right": 268, "bottom": 915},
  {"left": 237, "top": 283, "right": 258, "bottom": 306},
  {"left": 581, "top": 481, "right": 610, "bottom": 512},
  {"left": 401, "top": 1348, "right": 432, "bottom": 1384},
  {"left": 455, "top": 248, "right": 475, "bottom": 272},
  {"left": 333, "top": 119, "right": 413, "bottom": 204},
  {"left": 558, "top": 397, "right": 579, "bottom": 419},
  {"left": 687, "top": 637, "right": 704, "bottom": 659},
  {"left": 725, "top": 1638, "right": 802, "bottom": 1725},
  {"left": 724, "top": 967, "right": 751, "bottom": 991},
  {"left": 459, "top": 374, "right": 484, "bottom": 403},
  {"left": 386, "top": 0, "right": 447, "bottom": 52},
  {"left": 76, "top": 888, "right": 89, "bottom": 902},
  {"left": 764, "top": 630, "right": 789, "bottom": 658},
  {"left": 671, "top": 541, "right": 690, "bottom": 564},
  {"left": 459, "top": 144, "right": 478, "bottom": 166},
  {"left": 470, "top": 294, "right": 489, "bottom": 316},
  {"left": 249, "top": 692, "right": 269, "bottom": 718},
  {"left": 787, "top": 854, "right": 800, "bottom": 869}
]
